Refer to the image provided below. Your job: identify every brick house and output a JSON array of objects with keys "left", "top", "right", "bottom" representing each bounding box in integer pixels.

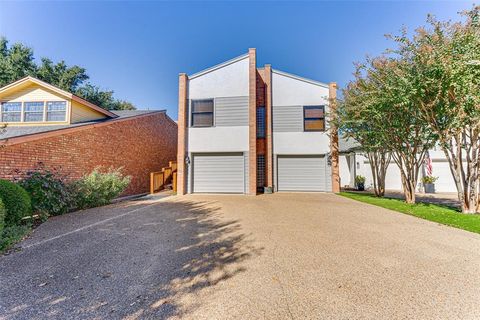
[
  {"left": 177, "top": 48, "right": 340, "bottom": 195},
  {"left": 0, "top": 76, "right": 177, "bottom": 195}
]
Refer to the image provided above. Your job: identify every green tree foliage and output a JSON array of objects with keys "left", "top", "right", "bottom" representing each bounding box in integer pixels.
[
  {"left": 340, "top": 6, "right": 480, "bottom": 212},
  {"left": 390, "top": 7, "right": 480, "bottom": 213},
  {"left": 0, "top": 37, "right": 136, "bottom": 111},
  {"left": 341, "top": 56, "right": 436, "bottom": 203}
]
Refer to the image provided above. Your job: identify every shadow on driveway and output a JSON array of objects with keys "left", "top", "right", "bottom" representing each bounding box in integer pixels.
[{"left": 0, "top": 197, "right": 262, "bottom": 319}]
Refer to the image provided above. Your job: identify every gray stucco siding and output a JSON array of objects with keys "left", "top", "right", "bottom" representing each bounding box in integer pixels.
[
  {"left": 272, "top": 105, "right": 304, "bottom": 132},
  {"left": 215, "top": 96, "right": 249, "bottom": 127}
]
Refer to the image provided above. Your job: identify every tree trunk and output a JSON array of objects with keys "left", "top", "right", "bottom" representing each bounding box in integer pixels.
[
  {"left": 367, "top": 150, "right": 390, "bottom": 197},
  {"left": 440, "top": 131, "right": 480, "bottom": 214}
]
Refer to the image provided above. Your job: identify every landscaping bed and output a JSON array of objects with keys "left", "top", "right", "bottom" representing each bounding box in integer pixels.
[{"left": 0, "top": 166, "right": 131, "bottom": 253}]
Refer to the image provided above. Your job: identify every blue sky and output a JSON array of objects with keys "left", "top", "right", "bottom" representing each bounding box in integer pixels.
[{"left": 0, "top": 1, "right": 474, "bottom": 119}]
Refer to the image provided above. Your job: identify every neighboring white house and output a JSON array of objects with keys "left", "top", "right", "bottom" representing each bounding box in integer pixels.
[
  {"left": 177, "top": 49, "right": 337, "bottom": 195},
  {"left": 339, "top": 139, "right": 458, "bottom": 193}
]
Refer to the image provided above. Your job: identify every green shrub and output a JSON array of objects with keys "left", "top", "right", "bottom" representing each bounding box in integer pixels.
[
  {"left": 19, "top": 169, "right": 75, "bottom": 217},
  {"left": 422, "top": 176, "right": 438, "bottom": 184},
  {"left": 0, "top": 180, "right": 31, "bottom": 226},
  {"left": 0, "top": 198, "right": 5, "bottom": 235},
  {"left": 73, "top": 167, "right": 131, "bottom": 209},
  {"left": 355, "top": 175, "right": 366, "bottom": 191},
  {"left": 0, "top": 224, "right": 31, "bottom": 252}
]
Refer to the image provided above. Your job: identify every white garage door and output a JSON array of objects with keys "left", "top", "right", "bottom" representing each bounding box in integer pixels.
[
  {"left": 277, "top": 155, "right": 326, "bottom": 191},
  {"left": 193, "top": 153, "right": 245, "bottom": 193}
]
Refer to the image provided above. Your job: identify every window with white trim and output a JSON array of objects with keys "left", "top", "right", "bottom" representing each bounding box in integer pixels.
[
  {"left": 46, "top": 101, "right": 67, "bottom": 122},
  {"left": 24, "top": 102, "right": 45, "bottom": 122},
  {"left": 1, "top": 102, "right": 22, "bottom": 122}
]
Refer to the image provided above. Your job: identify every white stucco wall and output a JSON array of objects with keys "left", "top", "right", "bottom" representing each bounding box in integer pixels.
[
  {"left": 272, "top": 70, "right": 330, "bottom": 155},
  {"left": 187, "top": 55, "right": 249, "bottom": 154},
  {"left": 188, "top": 127, "right": 249, "bottom": 152},
  {"left": 272, "top": 71, "right": 329, "bottom": 107},
  {"left": 189, "top": 56, "right": 249, "bottom": 100},
  {"left": 273, "top": 132, "right": 330, "bottom": 154},
  {"left": 349, "top": 152, "right": 458, "bottom": 193}
]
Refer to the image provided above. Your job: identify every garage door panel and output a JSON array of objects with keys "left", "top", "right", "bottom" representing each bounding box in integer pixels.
[
  {"left": 193, "top": 154, "right": 244, "bottom": 193},
  {"left": 278, "top": 156, "right": 326, "bottom": 191}
]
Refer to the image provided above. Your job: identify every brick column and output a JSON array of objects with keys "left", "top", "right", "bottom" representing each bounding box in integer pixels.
[
  {"left": 177, "top": 73, "right": 188, "bottom": 195},
  {"left": 248, "top": 48, "right": 257, "bottom": 195},
  {"left": 329, "top": 82, "right": 340, "bottom": 193},
  {"left": 264, "top": 64, "right": 273, "bottom": 189}
]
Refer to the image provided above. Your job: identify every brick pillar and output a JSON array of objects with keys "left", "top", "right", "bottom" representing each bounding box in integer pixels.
[
  {"left": 177, "top": 73, "right": 188, "bottom": 195},
  {"left": 248, "top": 48, "right": 257, "bottom": 195},
  {"left": 264, "top": 64, "right": 273, "bottom": 189},
  {"left": 329, "top": 82, "right": 340, "bottom": 193}
]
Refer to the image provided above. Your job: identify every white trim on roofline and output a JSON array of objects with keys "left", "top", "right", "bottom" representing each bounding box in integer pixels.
[
  {"left": 272, "top": 69, "right": 329, "bottom": 88},
  {"left": 188, "top": 53, "right": 249, "bottom": 79}
]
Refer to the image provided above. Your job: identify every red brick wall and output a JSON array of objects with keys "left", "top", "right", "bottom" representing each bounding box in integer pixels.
[{"left": 0, "top": 112, "right": 177, "bottom": 195}]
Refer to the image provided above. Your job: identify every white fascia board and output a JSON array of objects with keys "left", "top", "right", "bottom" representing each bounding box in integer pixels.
[{"left": 272, "top": 69, "right": 329, "bottom": 88}]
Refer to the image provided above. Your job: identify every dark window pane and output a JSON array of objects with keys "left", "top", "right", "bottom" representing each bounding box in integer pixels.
[
  {"left": 25, "top": 112, "right": 44, "bottom": 122},
  {"left": 257, "top": 155, "right": 265, "bottom": 190},
  {"left": 305, "top": 119, "right": 324, "bottom": 131},
  {"left": 47, "top": 101, "right": 66, "bottom": 111},
  {"left": 1, "top": 102, "right": 21, "bottom": 112},
  {"left": 304, "top": 107, "right": 324, "bottom": 118},
  {"left": 25, "top": 102, "right": 44, "bottom": 112},
  {"left": 192, "top": 113, "right": 213, "bottom": 127},
  {"left": 192, "top": 100, "right": 213, "bottom": 113},
  {"left": 2, "top": 113, "right": 21, "bottom": 122},
  {"left": 256, "top": 107, "right": 265, "bottom": 138},
  {"left": 1, "top": 102, "right": 22, "bottom": 122},
  {"left": 47, "top": 111, "right": 66, "bottom": 122}
]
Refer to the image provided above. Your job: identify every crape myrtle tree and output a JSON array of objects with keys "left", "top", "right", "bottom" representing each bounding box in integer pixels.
[
  {"left": 0, "top": 37, "right": 135, "bottom": 111},
  {"left": 340, "top": 56, "right": 436, "bottom": 204},
  {"left": 392, "top": 7, "right": 480, "bottom": 213},
  {"left": 339, "top": 65, "right": 391, "bottom": 197}
]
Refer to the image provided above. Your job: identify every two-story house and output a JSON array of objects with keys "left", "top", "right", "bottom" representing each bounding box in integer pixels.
[{"left": 177, "top": 49, "right": 339, "bottom": 195}]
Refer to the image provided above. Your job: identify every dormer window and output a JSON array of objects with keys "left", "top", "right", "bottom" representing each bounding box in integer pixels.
[
  {"left": 0, "top": 101, "right": 67, "bottom": 123},
  {"left": 1, "top": 102, "right": 22, "bottom": 122},
  {"left": 24, "top": 102, "right": 45, "bottom": 122},
  {"left": 47, "top": 101, "right": 67, "bottom": 122}
]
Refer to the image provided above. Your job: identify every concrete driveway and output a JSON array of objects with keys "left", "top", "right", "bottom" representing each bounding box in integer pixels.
[{"left": 1, "top": 193, "right": 479, "bottom": 320}]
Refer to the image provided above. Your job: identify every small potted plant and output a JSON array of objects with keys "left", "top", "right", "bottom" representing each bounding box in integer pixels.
[
  {"left": 422, "top": 176, "right": 438, "bottom": 194},
  {"left": 355, "top": 175, "right": 366, "bottom": 191}
]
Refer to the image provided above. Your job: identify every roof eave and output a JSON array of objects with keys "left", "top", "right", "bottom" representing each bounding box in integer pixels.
[
  {"left": 272, "top": 69, "right": 329, "bottom": 88},
  {"left": 188, "top": 53, "right": 249, "bottom": 79}
]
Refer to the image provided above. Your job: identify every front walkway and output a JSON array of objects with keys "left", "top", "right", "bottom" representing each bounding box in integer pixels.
[{"left": 1, "top": 193, "right": 479, "bottom": 319}]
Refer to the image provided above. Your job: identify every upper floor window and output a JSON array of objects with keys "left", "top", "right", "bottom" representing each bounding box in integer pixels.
[
  {"left": 256, "top": 106, "right": 265, "bottom": 138},
  {"left": 47, "top": 101, "right": 67, "bottom": 122},
  {"left": 24, "top": 102, "right": 45, "bottom": 122},
  {"left": 191, "top": 99, "right": 213, "bottom": 127},
  {"left": 1, "top": 102, "right": 22, "bottom": 122},
  {"left": 0, "top": 101, "right": 67, "bottom": 123},
  {"left": 303, "top": 105, "right": 325, "bottom": 132}
]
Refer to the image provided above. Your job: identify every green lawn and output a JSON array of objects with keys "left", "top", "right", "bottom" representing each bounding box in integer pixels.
[{"left": 339, "top": 192, "right": 480, "bottom": 234}]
